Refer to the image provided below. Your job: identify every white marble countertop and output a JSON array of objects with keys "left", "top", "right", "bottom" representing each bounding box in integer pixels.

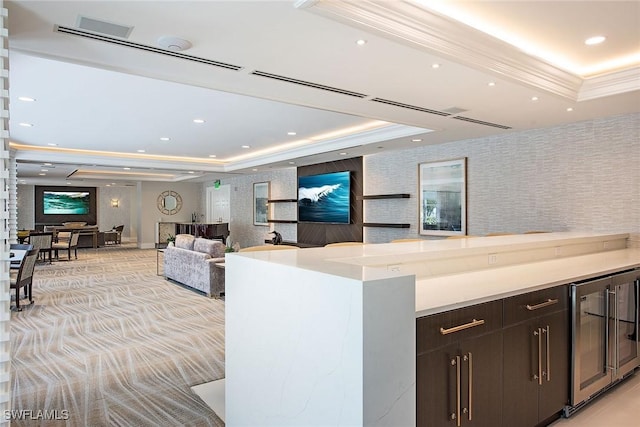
[
  {"left": 232, "top": 232, "right": 639, "bottom": 317},
  {"left": 415, "top": 248, "right": 640, "bottom": 317}
]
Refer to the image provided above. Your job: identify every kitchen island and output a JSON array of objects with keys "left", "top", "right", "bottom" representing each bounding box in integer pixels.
[{"left": 224, "top": 232, "right": 640, "bottom": 426}]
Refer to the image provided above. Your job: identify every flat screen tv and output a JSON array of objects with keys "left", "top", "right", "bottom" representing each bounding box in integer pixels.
[
  {"left": 298, "top": 170, "right": 351, "bottom": 224},
  {"left": 43, "top": 191, "right": 91, "bottom": 215}
]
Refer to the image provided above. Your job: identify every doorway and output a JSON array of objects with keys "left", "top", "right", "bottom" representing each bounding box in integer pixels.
[{"left": 206, "top": 185, "right": 230, "bottom": 224}]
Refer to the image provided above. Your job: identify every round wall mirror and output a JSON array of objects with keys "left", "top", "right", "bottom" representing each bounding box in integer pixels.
[{"left": 157, "top": 190, "right": 183, "bottom": 215}]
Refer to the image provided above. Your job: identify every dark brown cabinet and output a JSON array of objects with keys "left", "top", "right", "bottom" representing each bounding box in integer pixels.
[
  {"left": 502, "top": 286, "right": 569, "bottom": 426},
  {"left": 417, "top": 301, "right": 503, "bottom": 427}
]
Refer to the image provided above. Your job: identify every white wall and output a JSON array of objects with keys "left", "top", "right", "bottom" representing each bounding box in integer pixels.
[
  {"left": 138, "top": 181, "right": 204, "bottom": 248},
  {"left": 206, "top": 168, "right": 297, "bottom": 249},
  {"left": 363, "top": 112, "right": 640, "bottom": 242},
  {"left": 205, "top": 112, "right": 639, "bottom": 246}
]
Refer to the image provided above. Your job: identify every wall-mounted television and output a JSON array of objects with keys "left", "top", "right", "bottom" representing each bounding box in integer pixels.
[
  {"left": 43, "top": 191, "right": 91, "bottom": 214},
  {"left": 35, "top": 186, "right": 97, "bottom": 226},
  {"left": 298, "top": 171, "right": 351, "bottom": 224}
]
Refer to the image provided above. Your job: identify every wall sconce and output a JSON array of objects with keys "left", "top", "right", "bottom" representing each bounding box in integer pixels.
[{"left": 111, "top": 199, "right": 119, "bottom": 208}]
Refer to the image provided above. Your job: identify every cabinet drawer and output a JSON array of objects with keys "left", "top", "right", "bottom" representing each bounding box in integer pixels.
[
  {"left": 417, "top": 300, "right": 502, "bottom": 354},
  {"left": 503, "top": 285, "right": 568, "bottom": 327}
]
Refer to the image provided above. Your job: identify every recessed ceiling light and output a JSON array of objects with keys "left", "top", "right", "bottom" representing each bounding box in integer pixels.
[
  {"left": 123, "top": 167, "right": 131, "bottom": 170},
  {"left": 40, "top": 169, "right": 48, "bottom": 172},
  {"left": 209, "top": 154, "right": 217, "bottom": 158},
  {"left": 531, "top": 96, "right": 539, "bottom": 101},
  {"left": 137, "top": 149, "right": 146, "bottom": 153},
  {"left": 159, "top": 137, "right": 170, "bottom": 141},
  {"left": 193, "top": 119, "right": 205, "bottom": 124},
  {"left": 241, "top": 145, "right": 250, "bottom": 149},
  {"left": 19, "top": 122, "right": 33, "bottom": 127},
  {"left": 38, "top": 173, "right": 46, "bottom": 176},
  {"left": 66, "top": 182, "right": 71, "bottom": 185},
  {"left": 18, "top": 96, "right": 35, "bottom": 102},
  {"left": 287, "top": 131, "right": 297, "bottom": 136},
  {"left": 432, "top": 63, "right": 440, "bottom": 69},
  {"left": 411, "top": 138, "right": 422, "bottom": 142},
  {"left": 488, "top": 82, "right": 496, "bottom": 87},
  {"left": 43, "top": 163, "right": 52, "bottom": 166},
  {"left": 585, "top": 35, "right": 606, "bottom": 46},
  {"left": 288, "top": 161, "right": 295, "bottom": 165},
  {"left": 356, "top": 39, "right": 367, "bottom": 46},
  {"left": 105, "top": 184, "right": 111, "bottom": 187},
  {"left": 252, "top": 168, "right": 258, "bottom": 171},
  {"left": 188, "top": 171, "right": 194, "bottom": 174},
  {"left": 47, "top": 143, "right": 58, "bottom": 146},
  {"left": 339, "top": 152, "right": 347, "bottom": 155},
  {"left": 567, "top": 107, "right": 574, "bottom": 112}
]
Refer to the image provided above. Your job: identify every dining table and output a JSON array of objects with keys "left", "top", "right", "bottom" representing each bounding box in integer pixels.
[{"left": 9, "top": 249, "right": 26, "bottom": 269}]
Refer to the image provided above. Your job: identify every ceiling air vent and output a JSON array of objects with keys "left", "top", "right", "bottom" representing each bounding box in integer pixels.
[
  {"left": 250, "top": 70, "right": 368, "bottom": 98},
  {"left": 55, "top": 26, "right": 243, "bottom": 71},
  {"left": 76, "top": 16, "right": 133, "bottom": 38},
  {"left": 370, "top": 98, "right": 451, "bottom": 116},
  {"left": 451, "top": 116, "right": 512, "bottom": 129}
]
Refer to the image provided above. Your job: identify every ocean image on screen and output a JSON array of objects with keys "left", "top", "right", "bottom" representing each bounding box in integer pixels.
[
  {"left": 43, "top": 191, "right": 90, "bottom": 214},
  {"left": 298, "top": 171, "right": 350, "bottom": 223}
]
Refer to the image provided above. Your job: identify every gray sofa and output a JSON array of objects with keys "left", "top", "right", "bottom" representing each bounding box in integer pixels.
[{"left": 163, "top": 234, "right": 226, "bottom": 298}]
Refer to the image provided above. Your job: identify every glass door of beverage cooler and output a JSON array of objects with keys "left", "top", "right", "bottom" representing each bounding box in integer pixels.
[
  {"left": 610, "top": 271, "right": 640, "bottom": 381},
  {"left": 571, "top": 277, "right": 613, "bottom": 406}
]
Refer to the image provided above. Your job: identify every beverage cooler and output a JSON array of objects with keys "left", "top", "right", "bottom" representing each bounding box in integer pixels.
[{"left": 567, "top": 269, "right": 640, "bottom": 415}]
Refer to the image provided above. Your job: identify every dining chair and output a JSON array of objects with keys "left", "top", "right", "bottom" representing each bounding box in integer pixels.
[
  {"left": 28, "top": 232, "right": 53, "bottom": 264},
  {"left": 114, "top": 225, "right": 124, "bottom": 244},
  {"left": 10, "top": 248, "right": 39, "bottom": 311},
  {"left": 52, "top": 231, "right": 80, "bottom": 260}
]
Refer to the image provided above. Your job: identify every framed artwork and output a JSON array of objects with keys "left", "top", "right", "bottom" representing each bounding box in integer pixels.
[
  {"left": 418, "top": 158, "right": 467, "bottom": 236},
  {"left": 253, "top": 182, "right": 270, "bottom": 226}
]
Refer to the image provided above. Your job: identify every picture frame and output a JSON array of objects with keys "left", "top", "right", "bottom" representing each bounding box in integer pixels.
[
  {"left": 418, "top": 158, "right": 467, "bottom": 236},
  {"left": 253, "top": 182, "right": 270, "bottom": 226}
]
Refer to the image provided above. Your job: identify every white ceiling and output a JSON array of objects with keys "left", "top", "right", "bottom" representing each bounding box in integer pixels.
[{"left": 6, "top": 0, "right": 640, "bottom": 186}]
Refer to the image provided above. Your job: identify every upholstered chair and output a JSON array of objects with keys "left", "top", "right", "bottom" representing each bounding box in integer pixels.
[
  {"left": 10, "top": 248, "right": 38, "bottom": 311},
  {"left": 52, "top": 231, "right": 80, "bottom": 260}
]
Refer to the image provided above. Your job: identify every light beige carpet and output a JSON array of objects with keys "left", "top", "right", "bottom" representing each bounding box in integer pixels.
[{"left": 10, "top": 244, "right": 225, "bottom": 426}]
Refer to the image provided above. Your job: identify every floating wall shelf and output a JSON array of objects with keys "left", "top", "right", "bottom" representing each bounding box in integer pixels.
[
  {"left": 358, "top": 194, "right": 411, "bottom": 200},
  {"left": 363, "top": 223, "right": 410, "bottom": 228},
  {"left": 268, "top": 199, "right": 298, "bottom": 203}
]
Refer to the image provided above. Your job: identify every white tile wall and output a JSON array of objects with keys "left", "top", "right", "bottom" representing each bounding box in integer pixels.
[{"left": 365, "top": 113, "right": 640, "bottom": 243}]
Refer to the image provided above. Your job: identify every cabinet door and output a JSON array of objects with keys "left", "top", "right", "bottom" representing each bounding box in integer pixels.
[
  {"left": 502, "top": 320, "right": 539, "bottom": 427},
  {"left": 538, "top": 310, "right": 569, "bottom": 422},
  {"left": 417, "top": 331, "right": 503, "bottom": 427},
  {"left": 503, "top": 311, "right": 569, "bottom": 427}
]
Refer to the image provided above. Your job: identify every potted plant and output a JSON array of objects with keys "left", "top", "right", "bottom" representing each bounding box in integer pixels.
[{"left": 166, "top": 235, "right": 176, "bottom": 247}]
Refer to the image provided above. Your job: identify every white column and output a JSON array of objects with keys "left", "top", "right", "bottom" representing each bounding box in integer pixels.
[
  {"left": 225, "top": 253, "right": 416, "bottom": 426},
  {"left": 0, "top": 3, "right": 12, "bottom": 424}
]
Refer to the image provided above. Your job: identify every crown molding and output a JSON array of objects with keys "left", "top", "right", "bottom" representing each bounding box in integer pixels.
[
  {"left": 301, "top": 0, "right": 634, "bottom": 102},
  {"left": 579, "top": 67, "right": 640, "bottom": 102}
]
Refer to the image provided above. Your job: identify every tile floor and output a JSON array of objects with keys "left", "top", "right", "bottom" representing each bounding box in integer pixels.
[
  {"left": 551, "top": 371, "right": 640, "bottom": 427},
  {"left": 194, "top": 372, "right": 639, "bottom": 426}
]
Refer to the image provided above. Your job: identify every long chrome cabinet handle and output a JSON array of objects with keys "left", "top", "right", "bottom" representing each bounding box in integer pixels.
[
  {"left": 440, "top": 318, "right": 485, "bottom": 335},
  {"left": 467, "top": 352, "right": 473, "bottom": 421},
  {"left": 534, "top": 328, "right": 543, "bottom": 385},
  {"left": 526, "top": 299, "right": 559, "bottom": 311},
  {"left": 544, "top": 325, "right": 551, "bottom": 382}
]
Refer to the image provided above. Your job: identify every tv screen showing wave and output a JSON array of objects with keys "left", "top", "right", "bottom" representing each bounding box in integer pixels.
[
  {"left": 298, "top": 171, "right": 351, "bottom": 224},
  {"left": 43, "top": 191, "right": 90, "bottom": 215}
]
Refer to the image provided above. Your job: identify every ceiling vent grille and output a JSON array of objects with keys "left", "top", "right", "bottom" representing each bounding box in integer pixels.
[
  {"left": 76, "top": 16, "right": 133, "bottom": 38},
  {"left": 55, "top": 26, "right": 243, "bottom": 71},
  {"left": 370, "top": 98, "right": 451, "bottom": 116},
  {"left": 250, "top": 70, "right": 368, "bottom": 98},
  {"left": 451, "top": 116, "right": 512, "bottom": 129}
]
